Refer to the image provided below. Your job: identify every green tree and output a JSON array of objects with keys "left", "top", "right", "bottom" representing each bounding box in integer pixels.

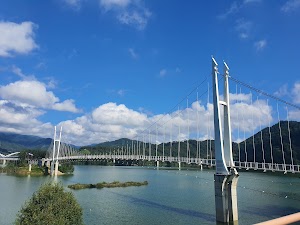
[{"left": 15, "top": 182, "right": 84, "bottom": 225}]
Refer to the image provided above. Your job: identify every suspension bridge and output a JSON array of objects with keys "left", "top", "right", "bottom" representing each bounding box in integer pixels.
[
  {"left": 43, "top": 58, "right": 300, "bottom": 176},
  {"left": 3, "top": 57, "right": 299, "bottom": 224}
]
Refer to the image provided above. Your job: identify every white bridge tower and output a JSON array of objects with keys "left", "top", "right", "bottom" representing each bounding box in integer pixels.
[
  {"left": 212, "top": 57, "right": 239, "bottom": 223},
  {"left": 50, "top": 126, "right": 62, "bottom": 176}
]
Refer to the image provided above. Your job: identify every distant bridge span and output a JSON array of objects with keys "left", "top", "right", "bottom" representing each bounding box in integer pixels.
[{"left": 43, "top": 154, "right": 300, "bottom": 174}]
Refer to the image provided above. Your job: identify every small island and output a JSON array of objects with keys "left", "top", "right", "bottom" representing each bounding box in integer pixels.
[
  {"left": 68, "top": 181, "right": 148, "bottom": 190},
  {"left": 2, "top": 164, "right": 45, "bottom": 176}
]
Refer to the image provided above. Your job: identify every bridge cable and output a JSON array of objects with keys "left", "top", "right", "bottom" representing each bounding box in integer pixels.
[
  {"left": 208, "top": 82, "right": 213, "bottom": 166},
  {"left": 236, "top": 85, "right": 241, "bottom": 167},
  {"left": 250, "top": 92, "right": 256, "bottom": 168},
  {"left": 196, "top": 90, "right": 200, "bottom": 161},
  {"left": 286, "top": 106, "right": 295, "bottom": 172},
  {"left": 267, "top": 99, "right": 274, "bottom": 170},
  {"left": 170, "top": 120, "right": 172, "bottom": 157},
  {"left": 228, "top": 76, "right": 300, "bottom": 111},
  {"left": 206, "top": 83, "right": 209, "bottom": 162},
  {"left": 240, "top": 87, "right": 248, "bottom": 168},
  {"left": 257, "top": 96, "right": 266, "bottom": 171},
  {"left": 136, "top": 75, "right": 210, "bottom": 139},
  {"left": 277, "top": 101, "right": 287, "bottom": 173},
  {"left": 187, "top": 98, "right": 190, "bottom": 163},
  {"left": 178, "top": 112, "right": 181, "bottom": 162}
]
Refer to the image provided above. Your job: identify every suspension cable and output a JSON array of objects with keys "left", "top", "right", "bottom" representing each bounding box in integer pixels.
[
  {"left": 229, "top": 76, "right": 300, "bottom": 110},
  {"left": 286, "top": 106, "right": 295, "bottom": 171},
  {"left": 196, "top": 90, "right": 200, "bottom": 161},
  {"left": 250, "top": 92, "right": 256, "bottom": 166},
  {"left": 240, "top": 87, "right": 248, "bottom": 166},
  {"left": 277, "top": 101, "right": 287, "bottom": 173},
  {"left": 267, "top": 99, "right": 274, "bottom": 168},
  {"left": 236, "top": 85, "right": 241, "bottom": 165},
  {"left": 258, "top": 96, "right": 266, "bottom": 170}
]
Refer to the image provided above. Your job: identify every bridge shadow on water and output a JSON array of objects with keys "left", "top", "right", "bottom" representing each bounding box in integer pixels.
[{"left": 111, "top": 191, "right": 216, "bottom": 223}]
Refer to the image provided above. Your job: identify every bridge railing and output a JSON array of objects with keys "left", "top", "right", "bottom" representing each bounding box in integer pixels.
[{"left": 43, "top": 154, "right": 300, "bottom": 173}]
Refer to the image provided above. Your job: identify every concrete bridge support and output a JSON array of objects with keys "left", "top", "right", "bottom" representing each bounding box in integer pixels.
[
  {"left": 2, "top": 159, "right": 6, "bottom": 167},
  {"left": 214, "top": 173, "right": 239, "bottom": 223},
  {"left": 54, "top": 161, "right": 59, "bottom": 176},
  {"left": 156, "top": 160, "right": 159, "bottom": 169},
  {"left": 50, "top": 162, "right": 54, "bottom": 176},
  {"left": 178, "top": 161, "right": 181, "bottom": 170}
]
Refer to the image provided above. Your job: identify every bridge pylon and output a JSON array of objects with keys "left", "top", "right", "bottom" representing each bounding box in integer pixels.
[
  {"left": 50, "top": 126, "right": 62, "bottom": 176},
  {"left": 212, "top": 57, "right": 239, "bottom": 223}
]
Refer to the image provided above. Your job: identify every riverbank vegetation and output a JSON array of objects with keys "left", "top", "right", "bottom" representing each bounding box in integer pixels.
[
  {"left": 58, "top": 162, "right": 74, "bottom": 174},
  {"left": 2, "top": 160, "right": 74, "bottom": 176},
  {"left": 1, "top": 163, "right": 44, "bottom": 176},
  {"left": 68, "top": 181, "right": 148, "bottom": 190},
  {"left": 15, "top": 182, "right": 83, "bottom": 225}
]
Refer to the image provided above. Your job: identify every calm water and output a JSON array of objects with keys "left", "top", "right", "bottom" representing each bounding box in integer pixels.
[{"left": 1, "top": 165, "right": 300, "bottom": 225}]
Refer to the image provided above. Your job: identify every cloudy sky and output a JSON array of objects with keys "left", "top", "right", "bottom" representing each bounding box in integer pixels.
[{"left": 0, "top": 0, "right": 300, "bottom": 146}]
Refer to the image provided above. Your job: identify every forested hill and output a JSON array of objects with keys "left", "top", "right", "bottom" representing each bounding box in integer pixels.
[
  {"left": 80, "top": 121, "right": 300, "bottom": 165},
  {"left": 236, "top": 121, "right": 300, "bottom": 165},
  {"left": 0, "top": 132, "right": 52, "bottom": 154}
]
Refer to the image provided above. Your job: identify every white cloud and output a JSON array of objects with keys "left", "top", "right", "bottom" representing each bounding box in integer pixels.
[
  {"left": 254, "top": 39, "right": 267, "bottom": 51},
  {"left": 0, "top": 80, "right": 80, "bottom": 113},
  {"left": 281, "top": 0, "right": 300, "bottom": 13},
  {"left": 118, "top": 10, "right": 151, "bottom": 30},
  {"left": 92, "top": 102, "right": 148, "bottom": 127},
  {"left": 0, "top": 87, "right": 288, "bottom": 146},
  {"left": 11, "top": 65, "right": 36, "bottom": 80},
  {"left": 0, "top": 100, "right": 42, "bottom": 126},
  {"left": 99, "top": 0, "right": 151, "bottom": 30},
  {"left": 229, "top": 93, "right": 251, "bottom": 103},
  {"left": 128, "top": 48, "right": 138, "bottom": 59},
  {"left": 219, "top": 0, "right": 262, "bottom": 19},
  {"left": 53, "top": 99, "right": 80, "bottom": 113},
  {"left": 45, "top": 77, "right": 58, "bottom": 89},
  {"left": 100, "top": 0, "right": 131, "bottom": 10},
  {"left": 274, "top": 82, "right": 300, "bottom": 104},
  {"left": 218, "top": 2, "right": 239, "bottom": 19},
  {"left": 63, "top": 0, "right": 82, "bottom": 10},
  {"left": 289, "top": 110, "right": 300, "bottom": 120},
  {"left": 50, "top": 91, "right": 275, "bottom": 146},
  {"left": 159, "top": 69, "right": 167, "bottom": 77},
  {"left": 274, "top": 84, "right": 289, "bottom": 98},
  {"left": 235, "top": 19, "right": 252, "bottom": 39},
  {"left": 0, "top": 21, "right": 38, "bottom": 57},
  {"left": 244, "top": 0, "right": 262, "bottom": 4},
  {"left": 0, "top": 100, "right": 53, "bottom": 137},
  {"left": 292, "top": 82, "right": 300, "bottom": 104},
  {"left": 117, "top": 89, "right": 126, "bottom": 96}
]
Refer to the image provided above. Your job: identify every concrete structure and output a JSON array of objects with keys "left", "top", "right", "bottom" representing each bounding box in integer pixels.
[
  {"left": 212, "top": 57, "right": 239, "bottom": 223},
  {"left": 49, "top": 126, "right": 63, "bottom": 176},
  {"left": 0, "top": 152, "right": 20, "bottom": 167}
]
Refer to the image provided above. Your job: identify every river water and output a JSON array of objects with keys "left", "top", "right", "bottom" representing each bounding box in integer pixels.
[{"left": 1, "top": 165, "right": 300, "bottom": 225}]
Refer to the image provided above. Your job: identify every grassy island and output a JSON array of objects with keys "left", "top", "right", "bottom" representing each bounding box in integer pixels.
[
  {"left": 2, "top": 164, "right": 45, "bottom": 176},
  {"left": 68, "top": 181, "right": 148, "bottom": 190}
]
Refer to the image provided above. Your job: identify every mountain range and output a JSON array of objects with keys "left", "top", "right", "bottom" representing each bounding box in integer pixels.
[{"left": 0, "top": 132, "right": 52, "bottom": 154}]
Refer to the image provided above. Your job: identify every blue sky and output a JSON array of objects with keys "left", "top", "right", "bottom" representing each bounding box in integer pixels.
[{"left": 0, "top": 0, "right": 300, "bottom": 145}]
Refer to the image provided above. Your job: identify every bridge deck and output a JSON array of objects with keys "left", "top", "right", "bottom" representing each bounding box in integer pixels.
[{"left": 43, "top": 154, "right": 300, "bottom": 173}]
